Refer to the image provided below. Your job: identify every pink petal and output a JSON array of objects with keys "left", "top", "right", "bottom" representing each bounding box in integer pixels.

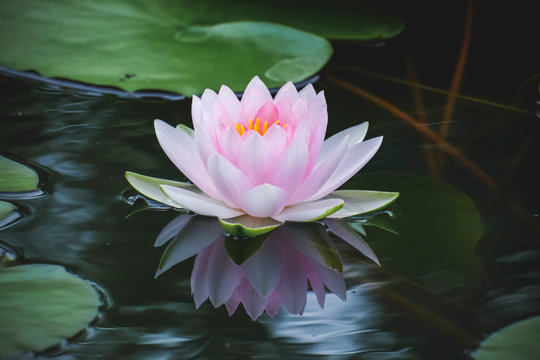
[
  {"left": 217, "top": 84, "right": 241, "bottom": 121},
  {"left": 274, "top": 81, "right": 299, "bottom": 103},
  {"left": 263, "top": 124, "right": 288, "bottom": 160},
  {"left": 239, "top": 76, "right": 272, "bottom": 123},
  {"left": 241, "top": 183, "right": 287, "bottom": 218},
  {"left": 254, "top": 101, "right": 279, "bottom": 125},
  {"left": 160, "top": 185, "right": 243, "bottom": 218},
  {"left": 207, "top": 153, "right": 253, "bottom": 208},
  {"left": 310, "top": 136, "right": 383, "bottom": 200},
  {"left": 154, "top": 120, "right": 218, "bottom": 198},
  {"left": 299, "top": 83, "right": 317, "bottom": 100},
  {"left": 290, "top": 113, "right": 310, "bottom": 146},
  {"left": 266, "top": 141, "right": 309, "bottom": 198},
  {"left": 200, "top": 88, "right": 218, "bottom": 115},
  {"left": 191, "top": 95, "right": 203, "bottom": 129},
  {"left": 275, "top": 98, "right": 292, "bottom": 124},
  {"left": 272, "top": 198, "right": 344, "bottom": 223},
  {"left": 290, "top": 134, "right": 349, "bottom": 203},
  {"left": 236, "top": 132, "right": 273, "bottom": 184},
  {"left": 318, "top": 122, "right": 369, "bottom": 164},
  {"left": 217, "top": 126, "right": 243, "bottom": 164},
  {"left": 288, "top": 98, "right": 307, "bottom": 128}
]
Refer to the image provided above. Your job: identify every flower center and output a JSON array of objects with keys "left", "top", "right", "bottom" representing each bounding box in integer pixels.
[{"left": 234, "top": 117, "right": 288, "bottom": 136}]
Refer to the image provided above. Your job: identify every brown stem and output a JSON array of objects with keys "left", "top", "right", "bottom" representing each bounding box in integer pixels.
[
  {"left": 326, "top": 72, "right": 540, "bottom": 233},
  {"left": 439, "top": 0, "right": 474, "bottom": 139}
]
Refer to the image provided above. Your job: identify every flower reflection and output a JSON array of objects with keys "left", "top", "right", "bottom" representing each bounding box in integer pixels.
[{"left": 155, "top": 215, "right": 379, "bottom": 320}]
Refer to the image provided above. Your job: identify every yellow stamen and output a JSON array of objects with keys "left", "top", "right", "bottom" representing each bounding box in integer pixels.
[
  {"left": 234, "top": 118, "right": 288, "bottom": 136},
  {"left": 254, "top": 117, "right": 260, "bottom": 133}
]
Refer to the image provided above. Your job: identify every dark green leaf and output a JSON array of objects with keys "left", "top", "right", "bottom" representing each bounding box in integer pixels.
[{"left": 351, "top": 173, "right": 484, "bottom": 285}]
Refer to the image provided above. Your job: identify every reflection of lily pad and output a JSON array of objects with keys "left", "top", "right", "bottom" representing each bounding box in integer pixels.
[
  {"left": 0, "top": 264, "right": 100, "bottom": 358},
  {"left": 0, "top": 155, "right": 39, "bottom": 193},
  {"left": 473, "top": 316, "right": 540, "bottom": 360},
  {"left": 352, "top": 173, "right": 484, "bottom": 285},
  {"left": 0, "top": 0, "right": 333, "bottom": 96},
  {"left": 0, "top": 200, "right": 25, "bottom": 230}
]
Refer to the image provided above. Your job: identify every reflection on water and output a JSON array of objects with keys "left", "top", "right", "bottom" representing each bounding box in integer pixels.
[{"left": 154, "top": 215, "right": 374, "bottom": 319}]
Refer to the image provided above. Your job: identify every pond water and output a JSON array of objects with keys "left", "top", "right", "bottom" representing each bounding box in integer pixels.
[{"left": 1, "top": 2, "right": 540, "bottom": 359}]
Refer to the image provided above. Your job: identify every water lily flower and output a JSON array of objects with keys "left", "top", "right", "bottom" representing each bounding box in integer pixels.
[{"left": 126, "top": 76, "right": 398, "bottom": 235}]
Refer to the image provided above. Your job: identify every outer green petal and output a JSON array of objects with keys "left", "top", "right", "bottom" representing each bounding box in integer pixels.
[
  {"left": 125, "top": 171, "right": 196, "bottom": 208},
  {"left": 325, "top": 190, "right": 399, "bottom": 218},
  {"left": 220, "top": 215, "right": 283, "bottom": 237}
]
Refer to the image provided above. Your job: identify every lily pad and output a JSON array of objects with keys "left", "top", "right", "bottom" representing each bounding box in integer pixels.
[
  {"left": 0, "top": 155, "right": 39, "bottom": 193},
  {"left": 473, "top": 316, "right": 540, "bottom": 360},
  {"left": 162, "top": 0, "right": 405, "bottom": 41},
  {"left": 351, "top": 173, "right": 484, "bottom": 284},
  {"left": 0, "top": 200, "right": 25, "bottom": 231},
  {"left": 0, "top": 264, "right": 100, "bottom": 358},
  {"left": 0, "top": 0, "right": 333, "bottom": 96}
]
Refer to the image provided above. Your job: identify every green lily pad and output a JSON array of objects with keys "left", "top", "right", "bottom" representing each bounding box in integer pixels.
[
  {"left": 352, "top": 173, "right": 484, "bottom": 285},
  {"left": 0, "top": 155, "right": 39, "bottom": 193},
  {"left": 0, "top": 0, "right": 333, "bottom": 96},
  {"left": 473, "top": 316, "right": 540, "bottom": 360},
  {"left": 0, "top": 264, "right": 100, "bottom": 358},
  {"left": 0, "top": 200, "right": 25, "bottom": 231},
  {"left": 165, "top": 0, "right": 405, "bottom": 41}
]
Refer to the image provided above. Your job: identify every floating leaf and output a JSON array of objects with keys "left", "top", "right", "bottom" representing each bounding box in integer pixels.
[
  {"left": 351, "top": 173, "right": 484, "bottom": 284},
  {"left": 0, "top": 155, "right": 39, "bottom": 193},
  {"left": 0, "top": 264, "right": 100, "bottom": 358},
  {"left": 0, "top": 200, "right": 25, "bottom": 231},
  {"left": 0, "top": 0, "right": 334, "bottom": 96},
  {"left": 163, "top": 0, "right": 405, "bottom": 41},
  {"left": 472, "top": 316, "right": 540, "bottom": 360}
]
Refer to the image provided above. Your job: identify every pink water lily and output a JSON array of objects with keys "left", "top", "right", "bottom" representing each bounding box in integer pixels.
[{"left": 126, "top": 76, "right": 398, "bottom": 235}]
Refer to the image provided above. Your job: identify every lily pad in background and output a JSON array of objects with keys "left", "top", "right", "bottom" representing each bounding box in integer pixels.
[
  {"left": 472, "top": 316, "right": 540, "bottom": 360},
  {"left": 351, "top": 173, "right": 484, "bottom": 286},
  {"left": 0, "top": 0, "right": 404, "bottom": 96},
  {"left": 0, "top": 154, "right": 39, "bottom": 194},
  {"left": 0, "top": 264, "right": 101, "bottom": 358},
  {"left": 0, "top": 0, "right": 331, "bottom": 96},
  {"left": 0, "top": 200, "right": 25, "bottom": 231}
]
